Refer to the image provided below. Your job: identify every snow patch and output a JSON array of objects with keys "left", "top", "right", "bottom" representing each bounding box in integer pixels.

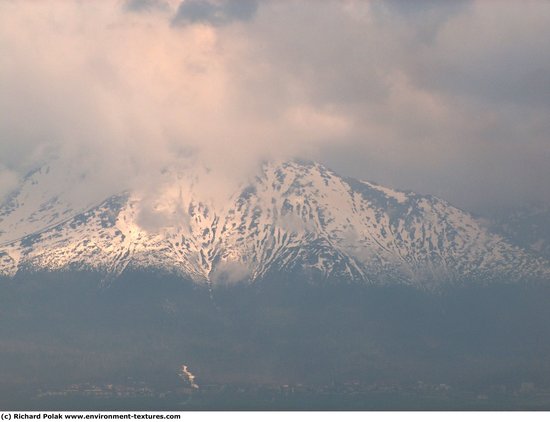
[{"left": 364, "top": 181, "right": 408, "bottom": 203}]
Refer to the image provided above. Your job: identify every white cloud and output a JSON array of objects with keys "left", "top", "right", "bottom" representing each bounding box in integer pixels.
[
  {"left": 210, "top": 260, "right": 250, "bottom": 285},
  {"left": 0, "top": 167, "right": 18, "bottom": 200}
]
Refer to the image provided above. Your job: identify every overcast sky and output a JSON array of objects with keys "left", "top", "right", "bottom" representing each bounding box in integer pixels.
[{"left": 1, "top": 0, "right": 549, "bottom": 214}]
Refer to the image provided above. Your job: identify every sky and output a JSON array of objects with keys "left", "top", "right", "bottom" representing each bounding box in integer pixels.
[{"left": 0, "top": 0, "right": 549, "bottom": 214}]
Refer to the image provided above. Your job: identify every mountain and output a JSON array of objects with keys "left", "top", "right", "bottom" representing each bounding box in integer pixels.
[
  {"left": 2, "top": 159, "right": 550, "bottom": 410},
  {"left": 0, "top": 160, "right": 548, "bottom": 286},
  {"left": 486, "top": 203, "right": 550, "bottom": 261}
]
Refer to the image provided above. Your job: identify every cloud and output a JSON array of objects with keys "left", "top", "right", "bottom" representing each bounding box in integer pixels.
[
  {"left": 210, "top": 260, "right": 250, "bottom": 285},
  {"left": 124, "top": 0, "right": 170, "bottom": 13},
  {"left": 0, "top": 1, "right": 548, "bottom": 215},
  {"left": 407, "top": 1, "right": 550, "bottom": 109},
  {"left": 246, "top": 0, "right": 550, "bottom": 212},
  {"left": 0, "top": 167, "right": 18, "bottom": 201},
  {"left": 0, "top": 1, "right": 346, "bottom": 204},
  {"left": 277, "top": 212, "right": 312, "bottom": 235},
  {"left": 172, "top": 0, "right": 258, "bottom": 26},
  {"left": 371, "top": 0, "right": 472, "bottom": 43},
  {"left": 378, "top": 0, "right": 471, "bottom": 18}
]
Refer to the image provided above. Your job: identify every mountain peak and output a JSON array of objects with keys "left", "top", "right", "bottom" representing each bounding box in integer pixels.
[{"left": 1, "top": 160, "right": 549, "bottom": 286}]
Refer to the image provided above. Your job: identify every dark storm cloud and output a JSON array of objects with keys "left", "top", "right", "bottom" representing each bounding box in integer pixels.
[{"left": 172, "top": 0, "right": 258, "bottom": 26}]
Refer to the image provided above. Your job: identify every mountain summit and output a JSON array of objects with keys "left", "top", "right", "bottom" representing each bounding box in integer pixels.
[{"left": 0, "top": 160, "right": 548, "bottom": 286}]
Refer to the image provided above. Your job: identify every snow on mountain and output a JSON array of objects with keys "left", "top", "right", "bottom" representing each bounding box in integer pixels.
[{"left": 0, "top": 160, "right": 548, "bottom": 287}]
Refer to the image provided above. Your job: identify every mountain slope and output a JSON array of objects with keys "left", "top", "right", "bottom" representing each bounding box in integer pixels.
[
  {"left": 487, "top": 203, "right": 550, "bottom": 261},
  {"left": 0, "top": 160, "right": 548, "bottom": 286}
]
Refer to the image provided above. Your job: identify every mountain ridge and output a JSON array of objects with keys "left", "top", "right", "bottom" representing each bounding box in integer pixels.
[{"left": 1, "top": 160, "right": 548, "bottom": 287}]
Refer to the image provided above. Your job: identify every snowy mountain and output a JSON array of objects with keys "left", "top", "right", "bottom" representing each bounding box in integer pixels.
[{"left": 0, "top": 160, "right": 548, "bottom": 287}]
